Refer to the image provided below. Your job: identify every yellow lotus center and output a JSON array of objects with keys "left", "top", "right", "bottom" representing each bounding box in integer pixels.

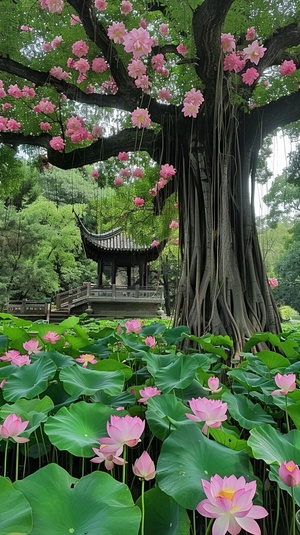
[
  {"left": 286, "top": 463, "right": 296, "bottom": 472},
  {"left": 217, "top": 487, "right": 236, "bottom": 501}
]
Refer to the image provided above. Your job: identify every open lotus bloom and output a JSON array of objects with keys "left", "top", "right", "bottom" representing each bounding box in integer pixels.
[
  {"left": 196, "top": 474, "right": 268, "bottom": 535},
  {"left": 186, "top": 397, "right": 228, "bottom": 435},
  {"left": 99, "top": 415, "right": 145, "bottom": 450}
]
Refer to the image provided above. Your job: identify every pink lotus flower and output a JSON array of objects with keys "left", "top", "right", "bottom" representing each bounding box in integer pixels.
[
  {"left": 49, "top": 136, "right": 65, "bottom": 151},
  {"left": 123, "top": 28, "right": 152, "bottom": 59},
  {"left": 138, "top": 386, "right": 161, "bottom": 404},
  {"left": 169, "top": 220, "right": 179, "bottom": 229},
  {"left": 221, "top": 33, "right": 236, "bottom": 53},
  {"left": 177, "top": 44, "right": 188, "bottom": 55},
  {"left": 95, "top": 0, "right": 107, "bottom": 10},
  {"left": 133, "top": 451, "right": 156, "bottom": 480},
  {"left": 0, "top": 349, "right": 21, "bottom": 362},
  {"left": 196, "top": 474, "right": 268, "bottom": 535},
  {"left": 100, "top": 415, "right": 145, "bottom": 451},
  {"left": 23, "top": 340, "right": 42, "bottom": 354},
  {"left": 42, "top": 331, "right": 61, "bottom": 344},
  {"left": 125, "top": 319, "right": 142, "bottom": 333},
  {"left": 11, "top": 354, "right": 31, "bottom": 367},
  {"left": 279, "top": 461, "right": 300, "bottom": 487},
  {"left": 92, "top": 57, "right": 108, "bottom": 73},
  {"left": 279, "top": 60, "right": 296, "bottom": 76},
  {"left": 242, "top": 67, "right": 259, "bottom": 86},
  {"left": 72, "top": 40, "right": 89, "bottom": 58},
  {"left": 268, "top": 277, "right": 278, "bottom": 289},
  {"left": 107, "top": 22, "right": 126, "bottom": 44},
  {"left": 271, "top": 373, "right": 296, "bottom": 396},
  {"left": 75, "top": 354, "right": 97, "bottom": 367},
  {"left": 243, "top": 40, "right": 266, "bottom": 65},
  {"left": 91, "top": 444, "right": 126, "bottom": 470},
  {"left": 120, "top": 0, "right": 133, "bottom": 15},
  {"left": 186, "top": 397, "right": 228, "bottom": 435},
  {"left": 134, "top": 196, "right": 145, "bottom": 207},
  {"left": 0, "top": 414, "right": 30, "bottom": 443},
  {"left": 144, "top": 336, "right": 156, "bottom": 349},
  {"left": 151, "top": 240, "right": 160, "bottom": 248},
  {"left": 203, "top": 377, "right": 222, "bottom": 394},
  {"left": 131, "top": 107, "right": 151, "bottom": 128},
  {"left": 246, "top": 26, "right": 256, "bottom": 41}
]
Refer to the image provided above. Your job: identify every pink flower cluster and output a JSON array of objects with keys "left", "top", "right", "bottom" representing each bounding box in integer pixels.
[
  {"left": 182, "top": 88, "right": 204, "bottom": 118},
  {"left": 279, "top": 60, "right": 296, "bottom": 76},
  {"left": 49, "top": 136, "right": 65, "bottom": 151},
  {"left": 221, "top": 28, "right": 267, "bottom": 86},
  {"left": 0, "top": 349, "right": 31, "bottom": 366},
  {"left": 149, "top": 163, "right": 176, "bottom": 196},
  {"left": 65, "top": 116, "right": 93, "bottom": 143},
  {"left": 91, "top": 414, "right": 145, "bottom": 470},
  {"left": 33, "top": 98, "right": 56, "bottom": 114},
  {"left": 42, "top": 35, "right": 63, "bottom": 52},
  {"left": 0, "top": 117, "right": 21, "bottom": 132},
  {"left": 38, "top": 0, "right": 64, "bottom": 14}
]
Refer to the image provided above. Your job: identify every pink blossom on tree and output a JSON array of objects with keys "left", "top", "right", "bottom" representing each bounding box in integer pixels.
[
  {"left": 123, "top": 28, "right": 152, "bottom": 59},
  {"left": 131, "top": 107, "right": 151, "bottom": 128},
  {"left": 223, "top": 52, "right": 246, "bottom": 73},
  {"left": 242, "top": 67, "right": 259, "bottom": 86},
  {"left": 72, "top": 40, "right": 89, "bottom": 58},
  {"left": 70, "top": 14, "right": 81, "bottom": 25},
  {"left": 243, "top": 40, "right": 266, "bottom": 65},
  {"left": 49, "top": 66, "right": 69, "bottom": 80},
  {"left": 176, "top": 44, "right": 188, "bottom": 55},
  {"left": 268, "top": 277, "right": 278, "bottom": 289},
  {"left": 128, "top": 59, "right": 147, "bottom": 79},
  {"left": 159, "top": 24, "right": 169, "bottom": 37},
  {"left": 92, "top": 57, "right": 108, "bottom": 73},
  {"left": 132, "top": 167, "right": 144, "bottom": 178},
  {"left": 118, "top": 151, "right": 129, "bottom": 161},
  {"left": 158, "top": 88, "right": 172, "bottom": 101},
  {"left": 107, "top": 22, "right": 126, "bottom": 44},
  {"left": 160, "top": 163, "right": 176, "bottom": 178},
  {"left": 246, "top": 26, "right": 256, "bottom": 41},
  {"left": 151, "top": 54, "right": 166, "bottom": 71},
  {"left": 91, "top": 170, "right": 99, "bottom": 179},
  {"left": 74, "top": 58, "right": 90, "bottom": 74},
  {"left": 33, "top": 98, "right": 56, "bottom": 113},
  {"left": 134, "top": 196, "right": 145, "bottom": 207},
  {"left": 51, "top": 36, "right": 63, "bottom": 49},
  {"left": 114, "top": 176, "right": 124, "bottom": 186},
  {"left": 151, "top": 239, "right": 160, "bottom": 248},
  {"left": 7, "top": 84, "right": 22, "bottom": 98},
  {"left": 120, "top": 0, "right": 133, "bottom": 15},
  {"left": 221, "top": 33, "right": 236, "bottom": 53},
  {"left": 279, "top": 60, "right": 296, "bottom": 76},
  {"left": 135, "top": 74, "right": 152, "bottom": 92},
  {"left": 7, "top": 119, "right": 21, "bottom": 131},
  {"left": 169, "top": 220, "right": 179, "bottom": 229},
  {"left": 94, "top": 0, "right": 107, "bottom": 11}
]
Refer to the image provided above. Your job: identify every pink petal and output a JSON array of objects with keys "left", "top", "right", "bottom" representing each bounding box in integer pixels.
[
  {"left": 212, "top": 514, "right": 231, "bottom": 535},
  {"left": 247, "top": 505, "right": 269, "bottom": 519},
  {"left": 235, "top": 516, "right": 262, "bottom": 534}
]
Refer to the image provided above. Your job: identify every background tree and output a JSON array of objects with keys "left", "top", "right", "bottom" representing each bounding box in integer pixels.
[{"left": 0, "top": 0, "right": 300, "bottom": 347}]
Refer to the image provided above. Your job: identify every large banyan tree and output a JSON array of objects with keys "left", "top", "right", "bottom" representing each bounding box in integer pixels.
[{"left": 0, "top": 0, "right": 300, "bottom": 348}]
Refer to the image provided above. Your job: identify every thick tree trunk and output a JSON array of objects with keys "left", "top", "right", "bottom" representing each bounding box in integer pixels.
[{"left": 173, "top": 112, "right": 281, "bottom": 350}]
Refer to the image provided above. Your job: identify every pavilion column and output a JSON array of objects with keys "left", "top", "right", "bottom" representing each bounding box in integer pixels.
[
  {"left": 111, "top": 259, "right": 117, "bottom": 285},
  {"left": 127, "top": 266, "right": 131, "bottom": 287},
  {"left": 139, "top": 261, "right": 144, "bottom": 286},
  {"left": 97, "top": 260, "right": 103, "bottom": 287}
]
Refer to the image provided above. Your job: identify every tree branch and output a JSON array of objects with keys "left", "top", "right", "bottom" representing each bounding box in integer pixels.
[
  {"left": 192, "top": 0, "right": 235, "bottom": 84},
  {"left": 259, "top": 23, "right": 300, "bottom": 71},
  {"left": 0, "top": 128, "right": 163, "bottom": 169}
]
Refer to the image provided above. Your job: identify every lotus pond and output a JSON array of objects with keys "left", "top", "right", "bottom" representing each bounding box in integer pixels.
[{"left": 0, "top": 313, "right": 300, "bottom": 535}]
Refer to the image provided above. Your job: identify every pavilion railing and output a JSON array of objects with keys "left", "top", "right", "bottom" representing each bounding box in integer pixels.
[
  {"left": 55, "top": 283, "right": 164, "bottom": 310},
  {"left": 7, "top": 300, "right": 48, "bottom": 316}
]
